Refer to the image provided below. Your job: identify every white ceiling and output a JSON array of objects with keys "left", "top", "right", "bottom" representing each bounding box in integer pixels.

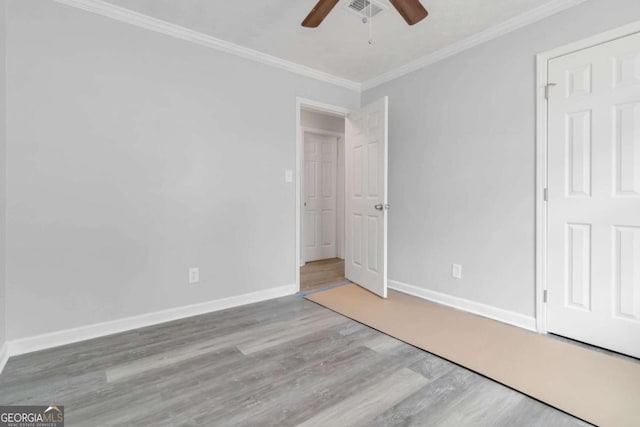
[{"left": 101, "top": 0, "right": 560, "bottom": 82}]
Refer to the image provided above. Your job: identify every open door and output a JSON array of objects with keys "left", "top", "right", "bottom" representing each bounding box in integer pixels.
[{"left": 345, "top": 97, "right": 388, "bottom": 298}]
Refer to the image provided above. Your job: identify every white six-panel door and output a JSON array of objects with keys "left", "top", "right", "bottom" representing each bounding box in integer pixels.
[
  {"left": 345, "top": 97, "right": 388, "bottom": 298},
  {"left": 547, "top": 32, "right": 640, "bottom": 357},
  {"left": 304, "top": 131, "right": 338, "bottom": 262}
]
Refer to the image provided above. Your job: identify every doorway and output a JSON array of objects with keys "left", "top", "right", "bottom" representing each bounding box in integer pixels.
[
  {"left": 299, "top": 108, "right": 348, "bottom": 293},
  {"left": 296, "top": 96, "right": 390, "bottom": 297}
]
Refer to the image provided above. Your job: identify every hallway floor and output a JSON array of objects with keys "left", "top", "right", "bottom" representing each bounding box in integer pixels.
[{"left": 300, "top": 258, "right": 347, "bottom": 293}]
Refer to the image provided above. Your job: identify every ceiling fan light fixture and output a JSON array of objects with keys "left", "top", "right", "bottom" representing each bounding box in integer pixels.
[
  {"left": 301, "top": 0, "right": 428, "bottom": 28},
  {"left": 301, "top": 0, "right": 340, "bottom": 28},
  {"left": 388, "top": 0, "right": 429, "bottom": 25}
]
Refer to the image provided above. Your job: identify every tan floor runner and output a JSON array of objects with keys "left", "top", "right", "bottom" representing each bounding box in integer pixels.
[{"left": 306, "top": 284, "right": 640, "bottom": 427}]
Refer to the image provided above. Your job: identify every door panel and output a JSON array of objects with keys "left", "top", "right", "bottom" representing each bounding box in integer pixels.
[
  {"left": 614, "top": 226, "right": 640, "bottom": 322},
  {"left": 345, "top": 97, "right": 388, "bottom": 298},
  {"left": 304, "top": 132, "right": 338, "bottom": 262},
  {"left": 615, "top": 102, "right": 640, "bottom": 196},
  {"left": 547, "top": 32, "right": 640, "bottom": 357}
]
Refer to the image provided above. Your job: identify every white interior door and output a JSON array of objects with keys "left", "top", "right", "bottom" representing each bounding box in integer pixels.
[
  {"left": 345, "top": 97, "right": 388, "bottom": 298},
  {"left": 547, "top": 32, "right": 640, "bottom": 357},
  {"left": 304, "top": 131, "right": 338, "bottom": 262}
]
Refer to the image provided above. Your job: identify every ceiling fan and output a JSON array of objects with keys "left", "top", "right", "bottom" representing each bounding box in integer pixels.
[{"left": 302, "top": 0, "right": 428, "bottom": 28}]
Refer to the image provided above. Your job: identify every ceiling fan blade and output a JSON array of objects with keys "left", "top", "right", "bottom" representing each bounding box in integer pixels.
[
  {"left": 389, "top": 0, "right": 429, "bottom": 25},
  {"left": 301, "top": 0, "right": 340, "bottom": 28}
]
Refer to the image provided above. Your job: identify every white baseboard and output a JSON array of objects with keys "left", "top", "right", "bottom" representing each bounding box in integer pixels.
[
  {"left": 389, "top": 279, "right": 537, "bottom": 332},
  {"left": 0, "top": 343, "right": 9, "bottom": 375},
  {"left": 7, "top": 284, "right": 297, "bottom": 357}
]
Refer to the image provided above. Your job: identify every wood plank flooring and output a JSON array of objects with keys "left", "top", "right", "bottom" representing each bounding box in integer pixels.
[
  {"left": 0, "top": 296, "right": 590, "bottom": 426},
  {"left": 300, "top": 258, "right": 348, "bottom": 292}
]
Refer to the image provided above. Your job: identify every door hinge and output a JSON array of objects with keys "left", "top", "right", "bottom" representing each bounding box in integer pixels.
[
  {"left": 544, "top": 188, "right": 548, "bottom": 202},
  {"left": 543, "top": 290, "right": 548, "bottom": 303},
  {"left": 544, "top": 83, "right": 557, "bottom": 100}
]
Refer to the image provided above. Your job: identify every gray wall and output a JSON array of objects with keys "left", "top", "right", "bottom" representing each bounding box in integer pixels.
[
  {"left": 0, "top": 0, "right": 6, "bottom": 348},
  {"left": 6, "top": 0, "right": 358, "bottom": 340},
  {"left": 362, "top": 0, "right": 640, "bottom": 317}
]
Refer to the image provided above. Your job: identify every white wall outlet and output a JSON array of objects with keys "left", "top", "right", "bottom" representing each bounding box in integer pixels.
[
  {"left": 188, "top": 267, "right": 200, "bottom": 284},
  {"left": 285, "top": 169, "right": 293, "bottom": 183},
  {"left": 452, "top": 264, "right": 462, "bottom": 279}
]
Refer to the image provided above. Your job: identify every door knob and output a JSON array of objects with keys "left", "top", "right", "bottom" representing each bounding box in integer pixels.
[{"left": 375, "top": 204, "right": 389, "bottom": 211}]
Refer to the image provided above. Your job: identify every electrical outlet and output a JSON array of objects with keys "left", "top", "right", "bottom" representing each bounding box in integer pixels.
[
  {"left": 452, "top": 264, "right": 462, "bottom": 279},
  {"left": 285, "top": 169, "right": 293, "bottom": 183},
  {"left": 188, "top": 267, "right": 200, "bottom": 284}
]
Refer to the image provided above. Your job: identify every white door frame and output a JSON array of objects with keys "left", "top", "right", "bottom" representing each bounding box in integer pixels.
[
  {"left": 535, "top": 20, "right": 640, "bottom": 334},
  {"left": 296, "top": 98, "right": 351, "bottom": 292},
  {"left": 301, "top": 127, "right": 345, "bottom": 264}
]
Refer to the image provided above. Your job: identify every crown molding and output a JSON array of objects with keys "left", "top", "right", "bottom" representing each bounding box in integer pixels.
[
  {"left": 52, "top": 0, "right": 362, "bottom": 92},
  {"left": 361, "top": 0, "right": 588, "bottom": 91},
  {"left": 52, "top": 0, "right": 588, "bottom": 94}
]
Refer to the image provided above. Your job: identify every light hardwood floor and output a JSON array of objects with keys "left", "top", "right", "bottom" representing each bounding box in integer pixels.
[
  {"left": 300, "top": 258, "right": 348, "bottom": 293},
  {"left": 0, "top": 296, "right": 589, "bottom": 426}
]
